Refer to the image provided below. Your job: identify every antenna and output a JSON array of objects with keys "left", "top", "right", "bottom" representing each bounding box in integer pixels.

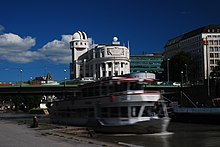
[{"left": 127, "top": 40, "right": 130, "bottom": 50}]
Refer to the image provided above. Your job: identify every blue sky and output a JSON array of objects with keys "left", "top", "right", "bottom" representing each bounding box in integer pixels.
[{"left": 0, "top": 0, "right": 220, "bottom": 83}]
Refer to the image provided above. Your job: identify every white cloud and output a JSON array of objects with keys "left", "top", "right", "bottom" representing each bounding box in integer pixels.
[
  {"left": 0, "top": 33, "right": 38, "bottom": 63},
  {"left": 0, "top": 32, "right": 72, "bottom": 64},
  {"left": 38, "top": 35, "right": 72, "bottom": 64},
  {"left": 0, "top": 33, "right": 35, "bottom": 50}
]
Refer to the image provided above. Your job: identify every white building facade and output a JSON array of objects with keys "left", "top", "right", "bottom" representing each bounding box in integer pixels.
[
  {"left": 164, "top": 24, "right": 220, "bottom": 82},
  {"left": 70, "top": 31, "right": 130, "bottom": 80}
]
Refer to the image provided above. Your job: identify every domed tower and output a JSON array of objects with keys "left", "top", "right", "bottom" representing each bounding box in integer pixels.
[{"left": 70, "top": 31, "right": 90, "bottom": 79}]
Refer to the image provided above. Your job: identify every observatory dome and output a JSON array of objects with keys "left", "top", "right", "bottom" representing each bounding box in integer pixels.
[{"left": 72, "top": 31, "right": 87, "bottom": 40}]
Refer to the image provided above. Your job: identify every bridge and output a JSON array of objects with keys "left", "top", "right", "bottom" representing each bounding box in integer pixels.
[
  {"left": 0, "top": 84, "right": 186, "bottom": 97},
  {"left": 0, "top": 84, "right": 79, "bottom": 97}
]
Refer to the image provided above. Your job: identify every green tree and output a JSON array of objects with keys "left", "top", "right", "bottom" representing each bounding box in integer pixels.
[
  {"left": 161, "top": 52, "right": 194, "bottom": 82},
  {"left": 11, "top": 95, "right": 42, "bottom": 111}
]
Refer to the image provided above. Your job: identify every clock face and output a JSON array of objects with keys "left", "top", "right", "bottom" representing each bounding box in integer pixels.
[{"left": 107, "top": 47, "right": 124, "bottom": 55}]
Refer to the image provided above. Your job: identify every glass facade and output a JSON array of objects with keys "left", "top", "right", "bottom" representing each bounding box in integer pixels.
[{"left": 130, "top": 54, "right": 163, "bottom": 73}]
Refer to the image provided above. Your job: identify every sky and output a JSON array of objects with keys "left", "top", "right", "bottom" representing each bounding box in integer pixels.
[{"left": 0, "top": 0, "right": 220, "bottom": 83}]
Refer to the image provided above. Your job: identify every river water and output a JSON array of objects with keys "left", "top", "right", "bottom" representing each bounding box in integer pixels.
[{"left": 96, "top": 122, "right": 220, "bottom": 147}]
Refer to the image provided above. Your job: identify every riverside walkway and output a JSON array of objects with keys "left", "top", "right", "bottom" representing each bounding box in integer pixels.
[
  {"left": 0, "top": 120, "right": 103, "bottom": 147},
  {"left": 0, "top": 113, "right": 119, "bottom": 147}
]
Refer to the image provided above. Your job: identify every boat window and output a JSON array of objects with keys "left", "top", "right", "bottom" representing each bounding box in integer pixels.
[
  {"left": 101, "top": 107, "right": 108, "bottom": 117},
  {"left": 131, "top": 106, "right": 141, "bottom": 117},
  {"left": 88, "top": 108, "right": 94, "bottom": 117},
  {"left": 142, "top": 106, "right": 155, "bottom": 117},
  {"left": 88, "top": 87, "right": 93, "bottom": 96},
  {"left": 130, "top": 83, "right": 143, "bottom": 90},
  {"left": 70, "top": 109, "right": 77, "bottom": 117},
  {"left": 81, "top": 108, "right": 88, "bottom": 118},
  {"left": 77, "top": 109, "right": 82, "bottom": 117},
  {"left": 120, "top": 107, "right": 128, "bottom": 117},
  {"left": 121, "top": 83, "right": 127, "bottom": 91},
  {"left": 114, "top": 83, "right": 121, "bottom": 92},
  {"left": 110, "top": 107, "right": 119, "bottom": 117},
  {"left": 101, "top": 86, "right": 107, "bottom": 95},
  {"left": 76, "top": 92, "right": 81, "bottom": 98},
  {"left": 95, "top": 86, "right": 99, "bottom": 96},
  {"left": 109, "top": 84, "right": 113, "bottom": 94},
  {"left": 82, "top": 88, "right": 86, "bottom": 97}
]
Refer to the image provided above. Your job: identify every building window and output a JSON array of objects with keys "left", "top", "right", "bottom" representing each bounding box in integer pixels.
[
  {"left": 108, "top": 63, "right": 112, "bottom": 68},
  {"left": 102, "top": 63, "right": 105, "bottom": 69},
  {"left": 121, "top": 63, "right": 124, "bottom": 68},
  {"left": 108, "top": 71, "right": 112, "bottom": 76},
  {"left": 101, "top": 51, "right": 104, "bottom": 57}
]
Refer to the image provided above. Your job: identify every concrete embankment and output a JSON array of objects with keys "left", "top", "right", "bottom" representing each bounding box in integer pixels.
[{"left": 0, "top": 113, "right": 121, "bottom": 147}]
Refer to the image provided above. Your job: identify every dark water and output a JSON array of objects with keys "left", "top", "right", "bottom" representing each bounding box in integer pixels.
[{"left": 96, "top": 122, "right": 220, "bottom": 147}]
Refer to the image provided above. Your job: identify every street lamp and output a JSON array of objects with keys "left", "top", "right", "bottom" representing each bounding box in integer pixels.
[
  {"left": 83, "top": 59, "right": 86, "bottom": 78},
  {"left": 20, "top": 69, "right": 23, "bottom": 87},
  {"left": 64, "top": 69, "right": 67, "bottom": 87},
  {"left": 185, "top": 64, "right": 188, "bottom": 84},
  {"left": 167, "top": 58, "right": 170, "bottom": 83},
  {"left": 180, "top": 71, "right": 184, "bottom": 106}
]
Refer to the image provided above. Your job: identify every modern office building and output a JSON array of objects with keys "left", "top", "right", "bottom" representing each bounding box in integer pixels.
[
  {"left": 130, "top": 53, "right": 163, "bottom": 75},
  {"left": 69, "top": 31, "right": 130, "bottom": 80},
  {"left": 164, "top": 24, "right": 220, "bottom": 82}
]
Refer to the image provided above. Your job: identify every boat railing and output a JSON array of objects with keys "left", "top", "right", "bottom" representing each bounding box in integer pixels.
[{"left": 174, "top": 107, "right": 220, "bottom": 113}]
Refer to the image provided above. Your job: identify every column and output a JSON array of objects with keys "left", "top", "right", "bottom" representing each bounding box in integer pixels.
[
  {"left": 118, "top": 62, "right": 121, "bottom": 75},
  {"left": 105, "top": 62, "right": 108, "bottom": 77},
  {"left": 93, "top": 63, "right": 96, "bottom": 80},
  {"left": 112, "top": 62, "right": 115, "bottom": 76},
  {"left": 100, "top": 63, "right": 103, "bottom": 78}
]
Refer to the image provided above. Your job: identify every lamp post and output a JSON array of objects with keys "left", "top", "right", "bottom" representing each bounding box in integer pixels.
[
  {"left": 64, "top": 69, "right": 67, "bottom": 87},
  {"left": 83, "top": 59, "right": 86, "bottom": 78},
  {"left": 30, "top": 76, "right": 33, "bottom": 85},
  {"left": 185, "top": 64, "right": 188, "bottom": 84},
  {"left": 167, "top": 58, "right": 170, "bottom": 83},
  {"left": 20, "top": 69, "right": 23, "bottom": 87},
  {"left": 180, "top": 71, "right": 184, "bottom": 106}
]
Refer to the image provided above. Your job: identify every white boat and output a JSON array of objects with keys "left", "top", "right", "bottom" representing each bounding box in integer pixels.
[{"left": 50, "top": 74, "right": 170, "bottom": 134}]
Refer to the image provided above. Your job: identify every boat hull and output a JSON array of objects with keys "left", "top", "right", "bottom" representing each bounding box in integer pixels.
[{"left": 91, "top": 117, "right": 170, "bottom": 134}]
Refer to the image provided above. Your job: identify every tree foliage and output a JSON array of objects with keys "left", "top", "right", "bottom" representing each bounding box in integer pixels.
[
  {"left": 161, "top": 52, "right": 194, "bottom": 82},
  {"left": 11, "top": 95, "right": 42, "bottom": 111}
]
